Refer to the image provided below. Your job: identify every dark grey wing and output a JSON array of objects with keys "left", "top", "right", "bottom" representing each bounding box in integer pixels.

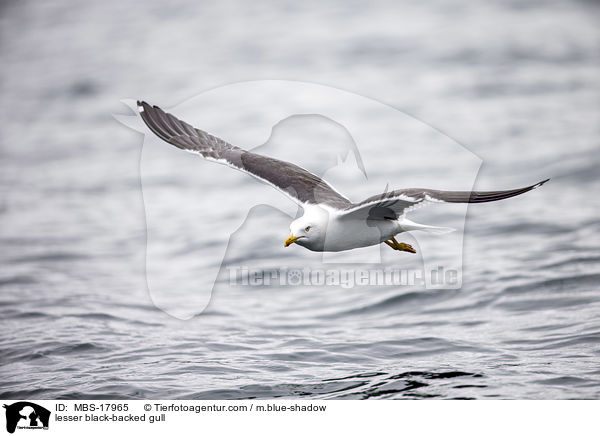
[
  {"left": 338, "top": 180, "right": 550, "bottom": 220},
  {"left": 137, "top": 101, "right": 352, "bottom": 209}
]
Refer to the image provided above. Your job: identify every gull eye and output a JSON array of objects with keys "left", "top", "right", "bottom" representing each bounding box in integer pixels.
[{"left": 305, "top": 226, "right": 311, "bottom": 232}]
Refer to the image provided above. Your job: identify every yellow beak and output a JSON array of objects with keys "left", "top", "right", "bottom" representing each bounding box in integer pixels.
[{"left": 284, "top": 234, "right": 301, "bottom": 247}]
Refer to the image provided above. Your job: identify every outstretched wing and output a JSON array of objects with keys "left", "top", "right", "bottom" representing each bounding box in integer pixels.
[
  {"left": 339, "top": 180, "right": 550, "bottom": 220},
  {"left": 137, "top": 101, "right": 352, "bottom": 209}
]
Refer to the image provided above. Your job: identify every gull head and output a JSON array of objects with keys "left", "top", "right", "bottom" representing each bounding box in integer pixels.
[{"left": 284, "top": 207, "right": 329, "bottom": 251}]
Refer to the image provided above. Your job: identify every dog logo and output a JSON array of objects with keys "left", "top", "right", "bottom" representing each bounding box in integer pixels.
[{"left": 3, "top": 402, "right": 50, "bottom": 434}]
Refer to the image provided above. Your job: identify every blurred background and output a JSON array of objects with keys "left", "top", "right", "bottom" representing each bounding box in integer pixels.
[{"left": 1, "top": 0, "right": 599, "bottom": 399}]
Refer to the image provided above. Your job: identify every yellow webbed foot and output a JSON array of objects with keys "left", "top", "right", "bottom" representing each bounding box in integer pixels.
[
  {"left": 384, "top": 237, "right": 417, "bottom": 254},
  {"left": 395, "top": 242, "right": 416, "bottom": 253}
]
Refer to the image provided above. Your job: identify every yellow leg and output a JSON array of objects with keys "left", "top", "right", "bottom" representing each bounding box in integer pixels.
[
  {"left": 384, "top": 236, "right": 417, "bottom": 254},
  {"left": 384, "top": 240, "right": 396, "bottom": 249}
]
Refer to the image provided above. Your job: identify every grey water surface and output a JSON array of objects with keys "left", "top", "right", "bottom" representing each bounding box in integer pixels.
[{"left": 1, "top": 0, "right": 599, "bottom": 399}]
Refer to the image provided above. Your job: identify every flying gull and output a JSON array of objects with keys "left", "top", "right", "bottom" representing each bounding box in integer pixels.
[{"left": 137, "top": 101, "right": 549, "bottom": 253}]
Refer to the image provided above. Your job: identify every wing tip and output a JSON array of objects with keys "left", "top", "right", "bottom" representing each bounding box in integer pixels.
[
  {"left": 136, "top": 100, "right": 175, "bottom": 144},
  {"left": 533, "top": 178, "right": 550, "bottom": 189},
  {"left": 137, "top": 100, "right": 159, "bottom": 113}
]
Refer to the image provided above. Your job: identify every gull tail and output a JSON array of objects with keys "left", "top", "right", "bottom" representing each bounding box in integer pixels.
[{"left": 399, "top": 218, "right": 455, "bottom": 234}]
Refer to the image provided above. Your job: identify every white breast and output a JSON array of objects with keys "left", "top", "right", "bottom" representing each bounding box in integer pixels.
[{"left": 321, "top": 214, "right": 400, "bottom": 252}]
